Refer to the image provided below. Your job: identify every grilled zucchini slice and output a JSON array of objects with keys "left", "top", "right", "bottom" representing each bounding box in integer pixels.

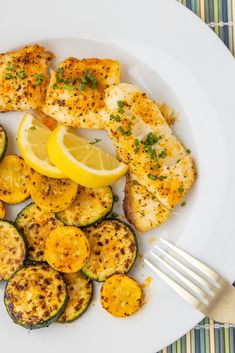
[
  {"left": 0, "top": 155, "right": 31, "bottom": 204},
  {"left": 15, "top": 203, "right": 63, "bottom": 262},
  {"left": 29, "top": 172, "right": 78, "bottom": 212},
  {"left": 56, "top": 186, "right": 113, "bottom": 227},
  {"left": 82, "top": 219, "right": 137, "bottom": 282},
  {"left": 0, "top": 220, "right": 26, "bottom": 281},
  {"left": 0, "top": 201, "right": 5, "bottom": 219},
  {"left": 45, "top": 226, "right": 90, "bottom": 273},
  {"left": 0, "top": 125, "right": 7, "bottom": 162},
  {"left": 4, "top": 264, "right": 67, "bottom": 329},
  {"left": 58, "top": 271, "right": 93, "bottom": 323},
  {"left": 101, "top": 274, "right": 143, "bottom": 317}
]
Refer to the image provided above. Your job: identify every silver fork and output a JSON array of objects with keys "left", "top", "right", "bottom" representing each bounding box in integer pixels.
[{"left": 144, "top": 239, "right": 235, "bottom": 324}]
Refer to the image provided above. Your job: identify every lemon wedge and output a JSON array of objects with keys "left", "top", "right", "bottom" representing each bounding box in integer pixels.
[
  {"left": 47, "top": 126, "right": 128, "bottom": 187},
  {"left": 17, "top": 113, "right": 65, "bottom": 178}
]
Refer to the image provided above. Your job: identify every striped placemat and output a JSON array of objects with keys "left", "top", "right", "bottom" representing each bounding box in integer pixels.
[
  {"left": 178, "top": 0, "right": 235, "bottom": 55},
  {"left": 158, "top": 1, "right": 235, "bottom": 352}
]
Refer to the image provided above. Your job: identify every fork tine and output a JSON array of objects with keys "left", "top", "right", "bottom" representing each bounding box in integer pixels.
[
  {"left": 144, "top": 258, "right": 203, "bottom": 308},
  {"left": 160, "top": 239, "right": 220, "bottom": 284},
  {"left": 150, "top": 252, "right": 209, "bottom": 304},
  {"left": 154, "top": 245, "right": 216, "bottom": 292}
]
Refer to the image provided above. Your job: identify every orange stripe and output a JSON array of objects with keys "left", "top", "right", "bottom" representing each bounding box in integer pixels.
[
  {"left": 209, "top": 319, "right": 215, "bottom": 353},
  {"left": 200, "top": 0, "right": 205, "bottom": 21}
]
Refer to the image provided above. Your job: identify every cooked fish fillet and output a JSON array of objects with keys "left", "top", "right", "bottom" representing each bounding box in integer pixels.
[
  {"left": 0, "top": 45, "right": 53, "bottom": 111},
  {"left": 123, "top": 174, "right": 170, "bottom": 232},
  {"left": 41, "top": 57, "right": 120, "bottom": 129},
  {"left": 102, "top": 83, "right": 196, "bottom": 211}
]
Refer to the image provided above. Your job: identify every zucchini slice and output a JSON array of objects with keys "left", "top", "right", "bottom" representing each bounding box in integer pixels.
[
  {"left": 0, "top": 155, "right": 31, "bottom": 204},
  {"left": 0, "top": 220, "right": 26, "bottom": 281},
  {"left": 100, "top": 274, "right": 143, "bottom": 318},
  {"left": 29, "top": 172, "right": 78, "bottom": 212},
  {"left": 58, "top": 271, "right": 93, "bottom": 323},
  {"left": 45, "top": 226, "right": 90, "bottom": 273},
  {"left": 0, "top": 200, "right": 5, "bottom": 219},
  {"left": 82, "top": 219, "right": 137, "bottom": 282},
  {"left": 15, "top": 203, "right": 63, "bottom": 262},
  {"left": 56, "top": 186, "right": 113, "bottom": 227},
  {"left": 0, "top": 125, "right": 7, "bottom": 162},
  {"left": 4, "top": 264, "right": 67, "bottom": 329}
]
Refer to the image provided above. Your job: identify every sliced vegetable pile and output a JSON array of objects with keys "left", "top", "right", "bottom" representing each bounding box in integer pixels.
[{"left": 0, "top": 123, "right": 143, "bottom": 330}]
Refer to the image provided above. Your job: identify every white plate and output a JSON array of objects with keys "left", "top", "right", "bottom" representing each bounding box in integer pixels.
[{"left": 0, "top": 1, "right": 235, "bottom": 352}]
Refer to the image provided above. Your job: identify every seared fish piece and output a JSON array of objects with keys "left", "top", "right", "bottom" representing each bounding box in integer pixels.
[
  {"left": 102, "top": 83, "right": 196, "bottom": 211},
  {"left": 0, "top": 45, "right": 53, "bottom": 111},
  {"left": 123, "top": 174, "right": 170, "bottom": 232},
  {"left": 41, "top": 57, "right": 120, "bottom": 129}
]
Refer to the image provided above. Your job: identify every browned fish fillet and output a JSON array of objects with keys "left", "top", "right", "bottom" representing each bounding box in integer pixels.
[{"left": 0, "top": 45, "right": 53, "bottom": 111}]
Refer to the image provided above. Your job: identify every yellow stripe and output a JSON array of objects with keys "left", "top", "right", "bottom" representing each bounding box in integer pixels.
[
  {"left": 162, "top": 347, "right": 167, "bottom": 353},
  {"left": 232, "top": 0, "right": 235, "bottom": 54},
  {"left": 209, "top": 319, "right": 215, "bottom": 353},
  {"left": 200, "top": 0, "right": 205, "bottom": 21},
  {"left": 186, "top": 331, "right": 191, "bottom": 352}
]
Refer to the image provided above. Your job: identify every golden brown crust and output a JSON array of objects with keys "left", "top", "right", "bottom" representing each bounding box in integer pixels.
[
  {"left": 0, "top": 45, "right": 53, "bottom": 111},
  {"left": 41, "top": 57, "right": 120, "bottom": 129},
  {"left": 123, "top": 174, "right": 170, "bottom": 232}
]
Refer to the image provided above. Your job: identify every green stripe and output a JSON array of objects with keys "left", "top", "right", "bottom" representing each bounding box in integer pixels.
[{"left": 199, "top": 324, "right": 205, "bottom": 353}]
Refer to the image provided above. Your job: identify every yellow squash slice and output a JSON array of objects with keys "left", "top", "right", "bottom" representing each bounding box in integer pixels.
[
  {"left": 45, "top": 226, "right": 90, "bottom": 273},
  {"left": 0, "top": 155, "right": 31, "bottom": 204},
  {"left": 100, "top": 274, "right": 143, "bottom": 318},
  {"left": 29, "top": 172, "right": 78, "bottom": 212}
]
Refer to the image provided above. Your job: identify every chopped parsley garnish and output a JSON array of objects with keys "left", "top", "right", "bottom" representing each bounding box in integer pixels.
[
  {"left": 117, "top": 100, "right": 124, "bottom": 113},
  {"left": 85, "top": 70, "right": 97, "bottom": 89},
  {"left": 5, "top": 73, "right": 12, "bottom": 79},
  {"left": 30, "top": 126, "right": 36, "bottom": 131},
  {"left": 131, "top": 115, "right": 136, "bottom": 120},
  {"left": 145, "top": 145, "right": 157, "bottom": 160},
  {"left": 152, "top": 195, "right": 156, "bottom": 200},
  {"left": 89, "top": 138, "right": 102, "bottom": 145},
  {"left": 17, "top": 71, "right": 27, "bottom": 78},
  {"left": 133, "top": 138, "right": 140, "bottom": 153},
  {"left": 117, "top": 122, "right": 132, "bottom": 136},
  {"left": 148, "top": 173, "right": 157, "bottom": 181},
  {"left": 186, "top": 149, "right": 191, "bottom": 154},
  {"left": 110, "top": 114, "right": 121, "bottom": 122},
  {"left": 154, "top": 163, "right": 160, "bottom": 169},
  {"left": 53, "top": 83, "right": 59, "bottom": 89},
  {"left": 131, "top": 180, "right": 138, "bottom": 185},
  {"left": 178, "top": 186, "right": 184, "bottom": 193},
  {"left": 57, "top": 68, "right": 64, "bottom": 74},
  {"left": 159, "top": 175, "right": 167, "bottom": 181},
  {"left": 113, "top": 195, "right": 119, "bottom": 203},
  {"left": 34, "top": 73, "right": 45, "bottom": 81},
  {"left": 7, "top": 64, "right": 14, "bottom": 71},
  {"left": 35, "top": 80, "right": 42, "bottom": 86},
  {"left": 181, "top": 201, "right": 186, "bottom": 207},
  {"left": 78, "top": 82, "right": 86, "bottom": 91},
  {"left": 110, "top": 212, "right": 118, "bottom": 218},
  {"left": 145, "top": 132, "right": 159, "bottom": 146},
  {"left": 177, "top": 159, "right": 181, "bottom": 163},
  {"left": 81, "top": 76, "right": 88, "bottom": 84},
  {"left": 158, "top": 150, "right": 167, "bottom": 158},
  {"left": 63, "top": 83, "right": 74, "bottom": 91},
  {"left": 56, "top": 74, "right": 64, "bottom": 83}
]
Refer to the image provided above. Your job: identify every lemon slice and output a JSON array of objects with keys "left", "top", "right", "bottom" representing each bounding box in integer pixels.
[
  {"left": 47, "top": 126, "right": 128, "bottom": 188},
  {"left": 17, "top": 113, "right": 65, "bottom": 178}
]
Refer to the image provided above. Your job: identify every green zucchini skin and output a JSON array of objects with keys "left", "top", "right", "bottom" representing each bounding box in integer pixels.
[
  {"left": 56, "top": 186, "right": 113, "bottom": 228},
  {"left": 58, "top": 272, "right": 93, "bottom": 323},
  {"left": 0, "top": 125, "right": 7, "bottom": 162},
  {"left": 4, "top": 264, "right": 68, "bottom": 329},
  {"left": 15, "top": 202, "right": 63, "bottom": 262},
  {"left": 82, "top": 219, "right": 138, "bottom": 282},
  {"left": 0, "top": 220, "right": 26, "bottom": 281}
]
